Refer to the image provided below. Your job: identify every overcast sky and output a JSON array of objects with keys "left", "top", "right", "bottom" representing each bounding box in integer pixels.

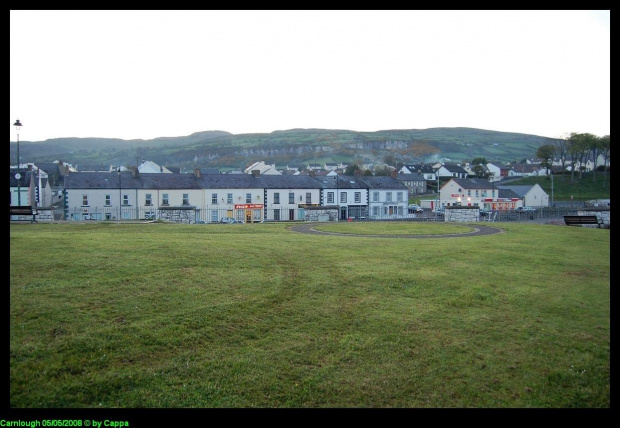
[{"left": 10, "top": 10, "right": 610, "bottom": 143}]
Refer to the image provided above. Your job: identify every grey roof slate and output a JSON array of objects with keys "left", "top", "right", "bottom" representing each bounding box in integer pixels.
[
  {"left": 496, "top": 185, "right": 535, "bottom": 197},
  {"left": 442, "top": 164, "right": 468, "bottom": 173},
  {"left": 497, "top": 188, "right": 521, "bottom": 199},
  {"left": 403, "top": 164, "right": 435, "bottom": 174},
  {"left": 63, "top": 172, "right": 408, "bottom": 191},
  {"left": 449, "top": 178, "right": 494, "bottom": 189}
]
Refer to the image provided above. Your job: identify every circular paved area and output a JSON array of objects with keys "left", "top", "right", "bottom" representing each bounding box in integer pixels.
[{"left": 289, "top": 223, "right": 504, "bottom": 238}]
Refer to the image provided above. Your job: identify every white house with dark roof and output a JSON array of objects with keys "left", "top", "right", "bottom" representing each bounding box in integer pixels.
[
  {"left": 496, "top": 183, "right": 549, "bottom": 208},
  {"left": 399, "top": 164, "right": 436, "bottom": 181},
  {"left": 436, "top": 163, "right": 468, "bottom": 179},
  {"left": 313, "top": 175, "right": 369, "bottom": 220},
  {"left": 360, "top": 176, "right": 409, "bottom": 220},
  {"left": 260, "top": 174, "right": 323, "bottom": 222},
  {"left": 441, "top": 178, "right": 503, "bottom": 211},
  {"left": 440, "top": 178, "right": 546, "bottom": 210}
]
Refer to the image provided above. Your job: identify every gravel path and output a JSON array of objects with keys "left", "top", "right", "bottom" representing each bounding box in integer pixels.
[{"left": 289, "top": 223, "right": 505, "bottom": 239}]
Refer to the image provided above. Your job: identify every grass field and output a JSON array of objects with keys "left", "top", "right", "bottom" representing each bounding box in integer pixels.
[{"left": 9, "top": 221, "right": 610, "bottom": 409}]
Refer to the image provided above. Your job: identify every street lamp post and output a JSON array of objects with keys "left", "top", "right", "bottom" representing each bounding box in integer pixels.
[
  {"left": 550, "top": 171, "right": 554, "bottom": 207},
  {"left": 435, "top": 172, "right": 440, "bottom": 216},
  {"left": 118, "top": 167, "right": 122, "bottom": 220},
  {"left": 13, "top": 119, "right": 23, "bottom": 206}
]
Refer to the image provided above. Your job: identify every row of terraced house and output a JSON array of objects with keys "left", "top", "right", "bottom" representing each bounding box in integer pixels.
[{"left": 60, "top": 168, "right": 412, "bottom": 223}]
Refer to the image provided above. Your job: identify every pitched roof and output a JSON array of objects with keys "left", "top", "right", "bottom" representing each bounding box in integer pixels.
[
  {"left": 497, "top": 188, "right": 521, "bottom": 199},
  {"left": 403, "top": 164, "right": 435, "bottom": 174},
  {"left": 358, "top": 176, "right": 409, "bottom": 190},
  {"left": 441, "top": 164, "right": 468, "bottom": 173},
  {"left": 450, "top": 178, "right": 494, "bottom": 189},
  {"left": 63, "top": 172, "right": 411, "bottom": 191},
  {"left": 496, "top": 185, "right": 539, "bottom": 197},
  {"left": 396, "top": 172, "right": 425, "bottom": 181}
]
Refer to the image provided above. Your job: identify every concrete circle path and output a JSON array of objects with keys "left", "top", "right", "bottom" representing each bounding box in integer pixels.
[{"left": 289, "top": 222, "right": 504, "bottom": 238}]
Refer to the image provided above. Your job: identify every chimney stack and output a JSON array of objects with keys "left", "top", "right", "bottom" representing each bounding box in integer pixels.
[
  {"left": 251, "top": 170, "right": 260, "bottom": 178},
  {"left": 131, "top": 166, "right": 138, "bottom": 177},
  {"left": 194, "top": 168, "right": 202, "bottom": 178}
]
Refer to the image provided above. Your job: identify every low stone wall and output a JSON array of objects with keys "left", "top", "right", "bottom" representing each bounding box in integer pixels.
[
  {"left": 304, "top": 206, "right": 339, "bottom": 222},
  {"left": 577, "top": 208, "right": 610, "bottom": 228},
  {"left": 158, "top": 206, "right": 196, "bottom": 224},
  {"left": 35, "top": 208, "right": 56, "bottom": 221},
  {"left": 444, "top": 206, "right": 479, "bottom": 222}
]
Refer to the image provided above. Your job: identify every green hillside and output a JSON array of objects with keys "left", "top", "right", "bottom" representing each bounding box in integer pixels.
[{"left": 10, "top": 127, "right": 559, "bottom": 172}]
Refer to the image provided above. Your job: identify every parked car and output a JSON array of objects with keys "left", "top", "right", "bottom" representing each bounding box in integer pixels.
[
  {"left": 408, "top": 204, "right": 423, "bottom": 214},
  {"left": 479, "top": 208, "right": 492, "bottom": 217},
  {"left": 220, "top": 217, "right": 244, "bottom": 224},
  {"left": 432, "top": 207, "right": 445, "bottom": 216},
  {"left": 516, "top": 206, "right": 537, "bottom": 213}
]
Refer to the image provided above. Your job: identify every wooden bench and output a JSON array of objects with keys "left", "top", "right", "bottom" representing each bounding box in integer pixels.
[
  {"left": 10, "top": 206, "right": 38, "bottom": 223},
  {"left": 563, "top": 215, "right": 602, "bottom": 228}
]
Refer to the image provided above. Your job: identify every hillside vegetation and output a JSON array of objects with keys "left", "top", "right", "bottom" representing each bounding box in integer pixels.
[{"left": 11, "top": 127, "right": 558, "bottom": 172}]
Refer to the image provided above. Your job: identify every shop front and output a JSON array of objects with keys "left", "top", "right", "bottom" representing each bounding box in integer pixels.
[{"left": 235, "top": 203, "right": 263, "bottom": 223}]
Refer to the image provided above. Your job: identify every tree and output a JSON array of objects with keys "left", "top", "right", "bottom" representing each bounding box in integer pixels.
[
  {"left": 535, "top": 144, "right": 556, "bottom": 175},
  {"left": 598, "top": 135, "right": 610, "bottom": 188},
  {"left": 567, "top": 133, "right": 584, "bottom": 182},
  {"left": 344, "top": 163, "right": 361, "bottom": 176},
  {"left": 472, "top": 164, "right": 486, "bottom": 178},
  {"left": 471, "top": 157, "right": 487, "bottom": 166},
  {"left": 553, "top": 133, "right": 570, "bottom": 173}
]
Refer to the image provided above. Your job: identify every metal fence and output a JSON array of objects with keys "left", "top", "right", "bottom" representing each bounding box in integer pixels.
[{"left": 60, "top": 205, "right": 587, "bottom": 224}]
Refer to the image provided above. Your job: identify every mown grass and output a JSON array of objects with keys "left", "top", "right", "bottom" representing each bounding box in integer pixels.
[{"left": 9, "top": 221, "right": 609, "bottom": 408}]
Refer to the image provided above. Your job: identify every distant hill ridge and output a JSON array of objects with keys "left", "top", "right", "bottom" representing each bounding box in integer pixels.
[{"left": 11, "top": 127, "right": 559, "bottom": 171}]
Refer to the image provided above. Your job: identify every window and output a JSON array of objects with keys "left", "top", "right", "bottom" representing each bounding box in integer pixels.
[
  {"left": 289, "top": 192, "right": 295, "bottom": 204},
  {"left": 227, "top": 193, "right": 233, "bottom": 204},
  {"left": 327, "top": 192, "right": 334, "bottom": 204},
  {"left": 340, "top": 192, "right": 347, "bottom": 203},
  {"left": 82, "top": 195, "right": 88, "bottom": 206},
  {"left": 397, "top": 192, "right": 403, "bottom": 202},
  {"left": 105, "top": 195, "right": 111, "bottom": 206},
  {"left": 306, "top": 192, "right": 312, "bottom": 204},
  {"left": 274, "top": 192, "right": 280, "bottom": 204},
  {"left": 183, "top": 194, "right": 189, "bottom": 205},
  {"left": 274, "top": 209, "right": 280, "bottom": 221},
  {"left": 373, "top": 206, "right": 379, "bottom": 216},
  {"left": 386, "top": 192, "right": 392, "bottom": 202},
  {"left": 145, "top": 193, "right": 152, "bottom": 206},
  {"left": 212, "top": 193, "right": 218, "bottom": 204},
  {"left": 373, "top": 191, "right": 379, "bottom": 202},
  {"left": 354, "top": 192, "right": 361, "bottom": 203},
  {"left": 246, "top": 193, "right": 252, "bottom": 203},
  {"left": 211, "top": 210, "right": 218, "bottom": 222},
  {"left": 162, "top": 194, "right": 169, "bottom": 205},
  {"left": 123, "top": 195, "right": 129, "bottom": 206}
]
